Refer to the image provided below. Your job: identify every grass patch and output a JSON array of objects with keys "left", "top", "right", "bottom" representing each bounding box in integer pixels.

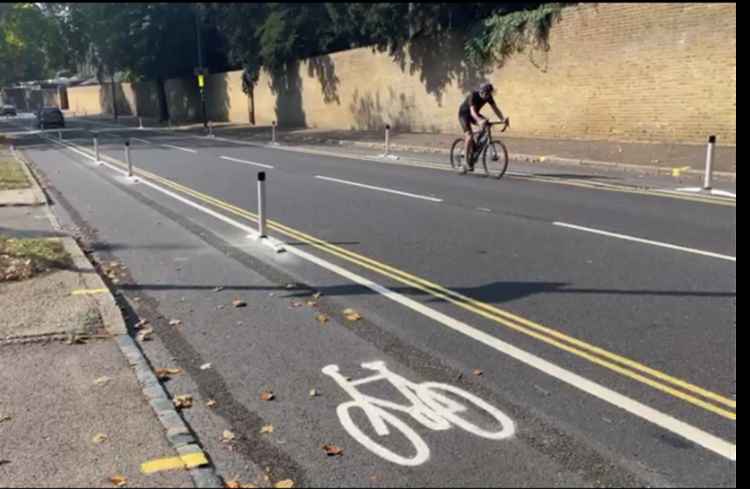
[
  {"left": 0, "top": 144, "right": 30, "bottom": 190},
  {"left": 0, "top": 237, "right": 72, "bottom": 282}
]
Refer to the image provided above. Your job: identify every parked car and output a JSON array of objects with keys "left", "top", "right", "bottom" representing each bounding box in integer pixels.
[
  {"left": 0, "top": 104, "right": 17, "bottom": 116},
  {"left": 35, "top": 107, "right": 65, "bottom": 128}
]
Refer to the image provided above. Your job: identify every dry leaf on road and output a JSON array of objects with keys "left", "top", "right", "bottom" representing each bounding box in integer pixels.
[
  {"left": 109, "top": 475, "right": 127, "bottom": 487},
  {"left": 312, "top": 292, "right": 322, "bottom": 299},
  {"left": 232, "top": 299, "right": 247, "bottom": 308},
  {"left": 473, "top": 369, "right": 484, "bottom": 376},
  {"left": 226, "top": 481, "right": 241, "bottom": 489},
  {"left": 213, "top": 286, "right": 224, "bottom": 293},
  {"left": 260, "top": 425, "right": 274, "bottom": 434},
  {"left": 309, "top": 389, "right": 318, "bottom": 398},
  {"left": 206, "top": 400, "right": 218, "bottom": 408},
  {"left": 168, "top": 319, "right": 182, "bottom": 326},
  {"left": 134, "top": 319, "right": 149, "bottom": 329},
  {"left": 315, "top": 313, "right": 330, "bottom": 324},
  {"left": 136, "top": 327, "right": 153, "bottom": 342},
  {"left": 274, "top": 480, "right": 295, "bottom": 489},
  {"left": 92, "top": 433, "right": 108, "bottom": 444},
  {"left": 155, "top": 368, "right": 182, "bottom": 380},
  {"left": 0, "top": 416, "right": 11, "bottom": 424},
  {"left": 200, "top": 363, "right": 212, "bottom": 370},
  {"left": 260, "top": 391, "right": 275, "bottom": 401},
  {"left": 173, "top": 395, "right": 193, "bottom": 409},
  {"left": 93, "top": 376, "right": 111, "bottom": 386},
  {"left": 322, "top": 444, "right": 344, "bottom": 456},
  {"left": 222, "top": 430, "right": 236, "bottom": 443},
  {"left": 343, "top": 308, "right": 362, "bottom": 321}
]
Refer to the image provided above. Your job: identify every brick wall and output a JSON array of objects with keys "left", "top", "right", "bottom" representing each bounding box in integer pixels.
[{"left": 65, "top": 3, "right": 737, "bottom": 145}]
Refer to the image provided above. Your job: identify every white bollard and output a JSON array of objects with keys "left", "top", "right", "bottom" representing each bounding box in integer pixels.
[
  {"left": 257, "top": 172, "right": 267, "bottom": 238},
  {"left": 139, "top": 117, "right": 143, "bottom": 130},
  {"left": 94, "top": 135, "right": 100, "bottom": 163},
  {"left": 208, "top": 120, "right": 214, "bottom": 138},
  {"left": 58, "top": 130, "right": 62, "bottom": 141},
  {"left": 385, "top": 124, "right": 390, "bottom": 155},
  {"left": 703, "top": 135, "right": 716, "bottom": 191},
  {"left": 125, "top": 140, "right": 132, "bottom": 177}
]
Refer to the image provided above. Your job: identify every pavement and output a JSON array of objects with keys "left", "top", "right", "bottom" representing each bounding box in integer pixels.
[
  {"left": 1, "top": 113, "right": 736, "bottom": 487},
  {"left": 0, "top": 141, "right": 201, "bottom": 488}
]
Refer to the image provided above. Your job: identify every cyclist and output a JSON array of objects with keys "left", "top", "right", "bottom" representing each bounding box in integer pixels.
[{"left": 458, "top": 82, "right": 505, "bottom": 171}]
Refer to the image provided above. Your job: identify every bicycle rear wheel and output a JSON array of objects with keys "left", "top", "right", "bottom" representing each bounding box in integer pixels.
[
  {"left": 450, "top": 138, "right": 467, "bottom": 172},
  {"left": 483, "top": 141, "right": 509, "bottom": 179}
]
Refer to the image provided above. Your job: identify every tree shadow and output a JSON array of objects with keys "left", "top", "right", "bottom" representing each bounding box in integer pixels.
[
  {"left": 307, "top": 55, "right": 341, "bottom": 105},
  {"left": 98, "top": 83, "right": 134, "bottom": 118},
  {"left": 388, "top": 31, "right": 493, "bottom": 108},
  {"left": 164, "top": 77, "right": 202, "bottom": 123},
  {"left": 206, "top": 72, "right": 231, "bottom": 123},
  {"left": 132, "top": 81, "right": 163, "bottom": 120},
  {"left": 268, "top": 61, "right": 306, "bottom": 129}
]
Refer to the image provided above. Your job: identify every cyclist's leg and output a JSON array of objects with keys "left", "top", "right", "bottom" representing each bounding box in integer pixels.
[{"left": 459, "top": 113, "right": 473, "bottom": 169}]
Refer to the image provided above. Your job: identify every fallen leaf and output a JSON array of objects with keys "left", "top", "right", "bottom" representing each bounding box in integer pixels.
[
  {"left": 260, "top": 391, "right": 275, "bottom": 401},
  {"left": 155, "top": 368, "right": 182, "bottom": 380},
  {"left": 322, "top": 444, "right": 344, "bottom": 456},
  {"left": 312, "top": 292, "right": 322, "bottom": 300},
  {"left": 309, "top": 389, "right": 318, "bottom": 398},
  {"left": 136, "top": 327, "right": 153, "bottom": 342},
  {"left": 213, "top": 286, "right": 224, "bottom": 293},
  {"left": 315, "top": 313, "right": 330, "bottom": 324},
  {"left": 222, "top": 430, "right": 236, "bottom": 442},
  {"left": 290, "top": 301, "right": 304, "bottom": 308},
  {"left": 173, "top": 395, "right": 193, "bottom": 409},
  {"left": 306, "top": 300, "right": 318, "bottom": 307},
  {"left": 260, "top": 425, "right": 274, "bottom": 434},
  {"left": 473, "top": 369, "right": 483, "bottom": 376},
  {"left": 226, "top": 482, "right": 241, "bottom": 489},
  {"left": 274, "top": 480, "right": 295, "bottom": 489},
  {"left": 232, "top": 299, "right": 247, "bottom": 308},
  {"left": 343, "top": 308, "right": 362, "bottom": 321},
  {"left": 92, "top": 433, "right": 108, "bottom": 444},
  {"left": 206, "top": 400, "right": 218, "bottom": 408},
  {"left": 285, "top": 283, "right": 296, "bottom": 289},
  {"left": 0, "top": 416, "right": 12, "bottom": 424},
  {"left": 168, "top": 319, "right": 182, "bottom": 326},
  {"left": 134, "top": 319, "right": 149, "bottom": 329},
  {"left": 110, "top": 475, "right": 127, "bottom": 487},
  {"left": 200, "top": 363, "right": 212, "bottom": 370},
  {"left": 94, "top": 376, "right": 111, "bottom": 386}
]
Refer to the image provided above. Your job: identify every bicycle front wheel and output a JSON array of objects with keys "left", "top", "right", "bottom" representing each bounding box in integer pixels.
[
  {"left": 418, "top": 383, "right": 516, "bottom": 440},
  {"left": 483, "top": 141, "right": 509, "bottom": 179},
  {"left": 337, "top": 401, "right": 431, "bottom": 466}
]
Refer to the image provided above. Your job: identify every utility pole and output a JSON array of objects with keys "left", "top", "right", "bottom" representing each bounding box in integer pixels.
[{"left": 195, "top": 8, "right": 208, "bottom": 129}]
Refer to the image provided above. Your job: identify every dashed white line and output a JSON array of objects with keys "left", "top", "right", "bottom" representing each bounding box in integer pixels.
[
  {"left": 219, "top": 155, "right": 274, "bottom": 169},
  {"left": 131, "top": 137, "right": 152, "bottom": 144},
  {"left": 161, "top": 143, "right": 197, "bottom": 153},
  {"left": 554, "top": 222, "right": 736, "bottom": 262},
  {"left": 315, "top": 175, "right": 443, "bottom": 203}
]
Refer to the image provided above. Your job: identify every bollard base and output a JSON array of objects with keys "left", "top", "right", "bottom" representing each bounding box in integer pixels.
[
  {"left": 378, "top": 153, "right": 400, "bottom": 160},
  {"left": 248, "top": 233, "right": 286, "bottom": 253}
]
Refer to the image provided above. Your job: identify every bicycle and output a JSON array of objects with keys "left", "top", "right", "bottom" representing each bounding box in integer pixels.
[
  {"left": 450, "top": 119, "right": 510, "bottom": 179},
  {"left": 322, "top": 361, "right": 516, "bottom": 466}
]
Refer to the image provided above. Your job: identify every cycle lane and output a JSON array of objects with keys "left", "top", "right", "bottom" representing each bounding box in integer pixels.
[{"left": 16, "top": 139, "right": 647, "bottom": 487}]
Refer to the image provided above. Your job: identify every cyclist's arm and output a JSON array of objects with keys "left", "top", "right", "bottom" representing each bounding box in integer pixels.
[
  {"left": 489, "top": 99, "right": 505, "bottom": 122},
  {"left": 470, "top": 105, "right": 486, "bottom": 125}
]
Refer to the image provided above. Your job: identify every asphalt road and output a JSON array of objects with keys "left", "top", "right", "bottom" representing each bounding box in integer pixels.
[{"left": 4, "top": 115, "right": 736, "bottom": 487}]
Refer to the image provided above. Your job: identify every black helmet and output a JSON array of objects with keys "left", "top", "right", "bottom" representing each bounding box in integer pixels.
[{"left": 479, "top": 82, "right": 494, "bottom": 95}]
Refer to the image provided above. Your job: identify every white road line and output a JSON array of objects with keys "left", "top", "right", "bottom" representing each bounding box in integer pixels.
[
  {"left": 161, "top": 143, "right": 197, "bottom": 153},
  {"left": 315, "top": 175, "right": 443, "bottom": 203},
  {"left": 47, "top": 136, "right": 737, "bottom": 462},
  {"left": 554, "top": 222, "right": 736, "bottom": 262},
  {"left": 131, "top": 137, "right": 152, "bottom": 144},
  {"left": 219, "top": 155, "right": 274, "bottom": 169}
]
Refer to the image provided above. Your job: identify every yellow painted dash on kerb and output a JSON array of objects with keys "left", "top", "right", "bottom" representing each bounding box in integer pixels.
[
  {"left": 140, "top": 453, "right": 208, "bottom": 475},
  {"left": 71, "top": 288, "right": 109, "bottom": 296}
]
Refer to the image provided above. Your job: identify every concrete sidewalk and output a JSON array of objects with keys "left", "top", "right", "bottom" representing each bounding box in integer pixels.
[{"left": 0, "top": 144, "right": 205, "bottom": 488}]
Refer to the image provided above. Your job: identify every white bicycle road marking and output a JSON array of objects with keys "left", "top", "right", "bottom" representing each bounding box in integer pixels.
[{"left": 323, "top": 361, "right": 515, "bottom": 466}]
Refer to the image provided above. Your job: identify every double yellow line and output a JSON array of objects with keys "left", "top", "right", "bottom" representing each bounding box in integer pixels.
[{"left": 88, "top": 145, "right": 737, "bottom": 421}]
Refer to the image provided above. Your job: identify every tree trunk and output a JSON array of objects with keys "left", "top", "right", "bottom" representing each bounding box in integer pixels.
[{"left": 156, "top": 77, "right": 169, "bottom": 122}]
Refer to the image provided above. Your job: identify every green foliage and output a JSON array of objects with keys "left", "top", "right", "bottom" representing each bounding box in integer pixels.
[{"left": 465, "top": 3, "right": 563, "bottom": 68}]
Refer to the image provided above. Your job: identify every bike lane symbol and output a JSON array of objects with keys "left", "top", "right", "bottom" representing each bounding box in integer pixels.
[{"left": 322, "top": 361, "right": 516, "bottom": 466}]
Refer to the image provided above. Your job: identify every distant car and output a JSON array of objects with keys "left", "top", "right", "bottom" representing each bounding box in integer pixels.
[
  {"left": 35, "top": 107, "right": 65, "bottom": 129},
  {"left": 0, "top": 105, "right": 17, "bottom": 116}
]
